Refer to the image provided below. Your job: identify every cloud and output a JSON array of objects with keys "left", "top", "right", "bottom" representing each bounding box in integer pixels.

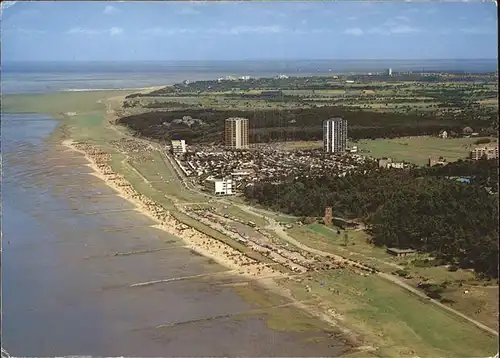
[
  {"left": 367, "top": 27, "right": 389, "bottom": 35},
  {"left": 311, "top": 29, "right": 333, "bottom": 34},
  {"left": 389, "top": 25, "right": 421, "bottom": 34},
  {"left": 383, "top": 19, "right": 399, "bottom": 27},
  {"left": 66, "top": 27, "right": 123, "bottom": 36},
  {"left": 110, "top": 27, "right": 123, "bottom": 36},
  {"left": 142, "top": 25, "right": 285, "bottom": 37},
  {"left": 67, "top": 27, "right": 103, "bottom": 35},
  {"left": 178, "top": 7, "right": 200, "bottom": 15},
  {"left": 371, "top": 16, "right": 421, "bottom": 35},
  {"left": 394, "top": 16, "right": 410, "bottom": 21},
  {"left": 368, "top": 25, "right": 421, "bottom": 35},
  {"left": 142, "top": 27, "right": 197, "bottom": 36},
  {"left": 212, "top": 25, "right": 284, "bottom": 35},
  {"left": 103, "top": 5, "right": 119, "bottom": 14},
  {"left": 343, "top": 28, "right": 364, "bottom": 36},
  {"left": 346, "top": 16, "right": 357, "bottom": 21}
]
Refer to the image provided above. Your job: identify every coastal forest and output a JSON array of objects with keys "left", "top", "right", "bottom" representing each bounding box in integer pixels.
[
  {"left": 243, "top": 159, "right": 499, "bottom": 278},
  {"left": 117, "top": 106, "right": 493, "bottom": 144}
]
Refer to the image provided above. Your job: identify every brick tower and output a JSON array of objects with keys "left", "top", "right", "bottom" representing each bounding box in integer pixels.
[{"left": 324, "top": 207, "right": 333, "bottom": 226}]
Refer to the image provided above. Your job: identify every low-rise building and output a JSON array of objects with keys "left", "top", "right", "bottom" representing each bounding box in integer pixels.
[
  {"left": 386, "top": 248, "right": 416, "bottom": 257},
  {"left": 471, "top": 145, "right": 498, "bottom": 160},
  {"left": 429, "top": 157, "right": 447, "bottom": 167},
  {"left": 378, "top": 157, "right": 405, "bottom": 169},
  {"left": 204, "top": 177, "right": 233, "bottom": 195}
]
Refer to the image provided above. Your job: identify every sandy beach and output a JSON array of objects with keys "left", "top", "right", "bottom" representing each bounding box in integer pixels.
[
  {"left": 60, "top": 137, "right": 369, "bottom": 352},
  {"left": 62, "top": 139, "right": 282, "bottom": 281}
]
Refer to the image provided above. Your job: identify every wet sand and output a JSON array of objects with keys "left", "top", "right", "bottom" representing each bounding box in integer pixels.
[{"left": 2, "top": 113, "right": 346, "bottom": 356}]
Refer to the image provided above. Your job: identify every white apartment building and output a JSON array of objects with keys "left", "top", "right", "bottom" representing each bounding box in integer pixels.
[
  {"left": 204, "top": 177, "right": 233, "bottom": 196},
  {"left": 225, "top": 117, "right": 249, "bottom": 149},
  {"left": 171, "top": 140, "right": 187, "bottom": 155},
  {"left": 470, "top": 145, "right": 499, "bottom": 160},
  {"left": 323, "top": 118, "right": 348, "bottom": 153}
]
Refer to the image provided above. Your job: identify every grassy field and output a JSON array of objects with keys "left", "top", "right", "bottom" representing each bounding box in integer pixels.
[
  {"left": 355, "top": 136, "right": 498, "bottom": 166},
  {"left": 2, "top": 91, "right": 132, "bottom": 118},
  {"left": 8, "top": 90, "right": 499, "bottom": 355},
  {"left": 288, "top": 224, "right": 399, "bottom": 272},
  {"left": 278, "top": 270, "right": 498, "bottom": 358},
  {"left": 290, "top": 222, "right": 500, "bottom": 331}
]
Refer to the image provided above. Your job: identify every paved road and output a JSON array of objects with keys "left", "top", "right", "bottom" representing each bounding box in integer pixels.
[
  {"left": 216, "top": 191, "right": 500, "bottom": 337},
  {"left": 380, "top": 272, "right": 499, "bottom": 337},
  {"left": 115, "top": 124, "right": 499, "bottom": 338}
]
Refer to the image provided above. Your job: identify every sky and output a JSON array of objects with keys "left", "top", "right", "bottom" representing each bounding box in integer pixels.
[{"left": 1, "top": 1, "right": 498, "bottom": 62}]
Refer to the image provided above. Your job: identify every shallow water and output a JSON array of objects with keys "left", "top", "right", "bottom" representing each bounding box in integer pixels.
[{"left": 1, "top": 113, "right": 345, "bottom": 356}]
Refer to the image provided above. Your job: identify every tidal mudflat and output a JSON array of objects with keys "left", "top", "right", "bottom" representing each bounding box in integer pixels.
[{"left": 2, "top": 113, "right": 346, "bottom": 356}]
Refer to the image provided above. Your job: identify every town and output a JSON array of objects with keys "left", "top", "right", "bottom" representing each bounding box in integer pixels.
[{"left": 165, "top": 117, "right": 498, "bottom": 196}]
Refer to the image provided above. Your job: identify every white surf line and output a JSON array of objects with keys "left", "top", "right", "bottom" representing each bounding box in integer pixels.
[
  {"left": 83, "top": 245, "right": 187, "bottom": 261},
  {"left": 45, "top": 163, "right": 91, "bottom": 168},
  {"left": 129, "top": 271, "right": 237, "bottom": 288},
  {"left": 114, "top": 246, "right": 186, "bottom": 256},
  {"left": 154, "top": 299, "right": 318, "bottom": 329},
  {"left": 41, "top": 208, "right": 135, "bottom": 215},
  {"left": 102, "top": 225, "right": 159, "bottom": 233},
  {"left": 101, "top": 224, "right": 159, "bottom": 232},
  {"left": 79, "top": 208, "right": 142, "bottom": 216}
]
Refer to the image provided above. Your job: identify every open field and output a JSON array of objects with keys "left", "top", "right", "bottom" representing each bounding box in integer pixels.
[
  {"left": 278, "top": 270, "right": 498, "bottom": 358},
  {"left": 355, "top": 136, "right": 498, "bottom": 166},
  {"left": 7, "top": 87, "right": 499, "bottom": 357},
  {"left": 288, "top": 224, "right": 399, "bottom": 273},
  {"left": 288, "top": 222, "right": 500, "bottom": 331},
  {"left": 2, "top": 90, "right": 133, "bottom": 118}
]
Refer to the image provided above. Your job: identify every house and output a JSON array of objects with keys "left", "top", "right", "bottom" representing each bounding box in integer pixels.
[
  {"left": 386, "top": 248, "right": 417, "bottom": 257},
  {"left": 438, "top": 130, "right": 448, "bottom": 139},
  {"left": 429, "top": 157, "right": 447, "bottom": 167}
]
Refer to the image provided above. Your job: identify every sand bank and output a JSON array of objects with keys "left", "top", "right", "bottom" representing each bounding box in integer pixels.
[{"left": 61, "top": 139, "right": 282, "bottom": 281}]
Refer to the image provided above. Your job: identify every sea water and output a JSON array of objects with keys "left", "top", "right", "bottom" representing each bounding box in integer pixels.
[{"left": 0, "top": 65, "right": 348, "bottom": 356}]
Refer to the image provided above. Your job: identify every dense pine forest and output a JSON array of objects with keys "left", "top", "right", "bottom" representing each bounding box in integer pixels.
[{"left": 243, "top": 159, "right": 499, "bottom": 278}]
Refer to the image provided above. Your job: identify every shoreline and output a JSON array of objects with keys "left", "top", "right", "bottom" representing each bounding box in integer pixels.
[
  {"left": 60, "top": 138, "right": 365, "bottom": 352},
  {"left": 61, "top": 139, "right": 282, "bottom": 281},
  {"left": 6, "top": 81, "right": 496, "bottom": 356}
]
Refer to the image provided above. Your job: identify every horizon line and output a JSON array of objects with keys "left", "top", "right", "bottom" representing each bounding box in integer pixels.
[{"left": 2, "top": 58, "right": 498, "bottom": 63}]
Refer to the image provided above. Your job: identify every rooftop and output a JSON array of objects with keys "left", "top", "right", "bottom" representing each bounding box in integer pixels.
[
  {"left": 387, "top": 248, "right": 416, "bottom": 254},
  {"left": 226, "top": 117, "right": 249, "bottom": 122}
]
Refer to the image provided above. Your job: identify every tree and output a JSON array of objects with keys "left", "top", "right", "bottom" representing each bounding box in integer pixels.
[{"left": 243, "top": 159, "right": 499, "bottom": 278}]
